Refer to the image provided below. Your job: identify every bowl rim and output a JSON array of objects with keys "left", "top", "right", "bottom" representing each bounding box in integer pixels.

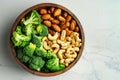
[{"left": 9, "top": 3, "right": 85, "bottom": 76}]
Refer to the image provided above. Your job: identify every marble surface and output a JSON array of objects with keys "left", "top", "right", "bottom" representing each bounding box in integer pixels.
[{"left": 0, "top": 0, "right": 120, "bottom": 80}]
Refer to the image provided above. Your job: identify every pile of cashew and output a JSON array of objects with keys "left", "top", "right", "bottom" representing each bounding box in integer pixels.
[{"left": 42, "top": 30, "right": 82, "bottom": 66}]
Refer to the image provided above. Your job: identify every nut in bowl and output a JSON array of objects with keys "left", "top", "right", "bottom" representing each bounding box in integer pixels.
[{"left": 10, "top": 3, "right": 85, "bottom": 76}]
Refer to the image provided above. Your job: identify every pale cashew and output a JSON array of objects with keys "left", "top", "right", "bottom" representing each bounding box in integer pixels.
[
  {"left": 53, "top": 40, "right": 57, "bottom": 44},
  {"left": 65, "top": 58, "right": 74, "bottom": 63},
  {"left": 60, "top": 30, "right": 66, "bottom": 41},
  {"left": 74, "top": 47, "right": 79, "bottom": 52},
  {"left": 61, "top": 42, "right": 70, "bottom": 49},
  {"left": 67, "top": 47, "right": 75, "bottom": 54},
  {"left": 60, "top": 59, "right": 65, "bottom": 64},
  {"left": 48, "top": 32, "right": 59, "bottom": 40},
  {"left": 76, "top": 41, "right": 82, "bottom": 47},
  {"left": 65, "top": 52, "right": 77, "bottom": 58},
  {"left": 66, "top": 37, "right": 72, "bottom": 42},
  {"left": 71, "top": 37, "right": 76, "bottom": 45},
  {"left": 52, "top": 43, "right": 60, "bottom": 54},
  {"left": 57, "top": 40, "right": 64, "bottom": 44},
  {"left": 43, "top": 41, "right": 51, "bottom": 50},
  {"left": 42, "top": 37, "right": 48, "bottom": 42},
  {"left": 57, "top": 49, "right": 65, "bottom": 59}
]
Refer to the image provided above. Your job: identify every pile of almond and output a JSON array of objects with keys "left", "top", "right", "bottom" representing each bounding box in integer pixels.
[{"left": 39, "top": 7, "right": 79, "bottom": 36}]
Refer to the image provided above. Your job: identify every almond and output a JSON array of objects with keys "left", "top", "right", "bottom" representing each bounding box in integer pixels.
[
  {"left": 40, "top": 9, "right": 47, "bottom": 14},
  {"left": 66, "top": 15, "right": 72, "bottom": 22},
  {"left": 52, "top": 19, "right": 60, "bottom": 24},
  {"left": 71, "top": 19, "right": 76, "bottom": 26},
  {"left": 50, "top": 7, "right": 55, "bottom": 13},
  {"left": 65, "top": 28, "right": 72, "bottom": 36},
  {"left": 75, "top": 26, "right": 79, "bottom": 32},
  {"left": 49, "top": 29, "right": 55, "bottom": 35},
  {"left": 52, "top": 24, "right": 61, "bottom": 32},
  {"left": 49, "top": 17, "right": 54, "bottom": 21},
  {"left": 70, "top": 21, "right": 75, "bottom": 30},
  {"left": 41, "top": 14, "right": 51, "bottom": 19},
  {"left": 58, "top": 16, "right": 65, "bottom": 22},
  {"left": 43, "top": 20, "right": 51, "bottom": 27},
  {"left": 54, "top": 9, "right": 61, "bottom": 16},
  {"left": 63, "top": 12, "right": 68, "bottom": 18},
  {"left": 66, "top": 22, "right": 70, "bottom": 27}
]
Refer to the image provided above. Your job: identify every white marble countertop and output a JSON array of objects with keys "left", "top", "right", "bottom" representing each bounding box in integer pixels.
[{"left": 0, "top": 0, "right": 119, "bottom": 80}]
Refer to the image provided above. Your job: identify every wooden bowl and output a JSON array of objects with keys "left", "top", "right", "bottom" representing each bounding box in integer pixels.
[{"left": 10, "top": 3, "right": 85, "bottom": 76}]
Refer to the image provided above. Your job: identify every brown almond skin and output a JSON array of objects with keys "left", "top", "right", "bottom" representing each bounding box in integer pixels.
[
  {"left": 40, "top": 9, "right": 47, "bottom": 14},
  {"left": 60, "top": 24, "right": 66, "bottom": 29},
  {"left": 65, "top": 28, "right": 72, "bottom": 36},
  {"left": 66, "top": 15, "right": 72, "bottom": 22},
  {"left": 52, "top": 19, "right": 60, "bottom": 24},
  {"left": 49, "top": 17, "right": 54, "bottom": 21},
  {"left": 43, "top": 20, "right": 51, "bottom": 27},
  {"left": 41, "top": 14, "right": 51, "bottom": 19},
  {"left": 58, "top": 16, "right": 66, "bottom": 22},
  {"left": 50, "top": 7, "right": 55, "bottom": 13},
  {"left": 75, "top": 26, "right": 79, "bottom": 32},
  {"left": 49, "top": 29, "right": 55, "bottom": 35},
  {"left": 52, "top": 24, "right": 61, "bottom": 32},
  {"left": 66, "top": 22, "right": 70, "bottom": 27},
  {"left": 71, "top": 19, "right": 76, "bottom": 26},
  {"left": 54, "top": 9, "right": 61, "bottom": 16},
  {"left": 63, "top": 12, "right": 68, "bottom": 18},
  {"left": 70, "top": 21, "right": 75, "bottom": 30}
]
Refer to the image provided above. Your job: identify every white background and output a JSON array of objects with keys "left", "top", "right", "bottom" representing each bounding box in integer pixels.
[{"left": 0, "top": 0, "right": 120, "bottom": 80}]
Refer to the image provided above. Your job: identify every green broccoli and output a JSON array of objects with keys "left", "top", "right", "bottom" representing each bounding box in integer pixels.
[
  {"left": 23, "top": 42, "right": 36, "bottom": 57},
  {"left": 46, "top": 58, "right": 65, "bottom": 72},
  {"left": 34, "top": 48, "right": 57, "bottom": 60},
  {"left": 21, "top": 10, "right": 41, "bottom": 26},
  {"left": 11, "top": 31, "right": 31, "bottom": 47},
  {"left": 17, "top": 48, "right": 30, "bottom": 63},
  {"left": 36, "top": 24, "right": 48, "bottom": 36},
  {"left": 15, "top": 26, "right": 22, "bottom": 34},
  {"left": 31, "top": 34, "right": 42, "bottom": 48},
  {"left": 29, "top": 56, "right": 45, "bottom": 71},
  {"left": 22, "top": 24, "right": 33, "bottom": 36}
]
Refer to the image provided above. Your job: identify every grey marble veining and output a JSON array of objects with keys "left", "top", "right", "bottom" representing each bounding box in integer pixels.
[{"left": 0, "top": 0, "right": 119, "bottom": 80}]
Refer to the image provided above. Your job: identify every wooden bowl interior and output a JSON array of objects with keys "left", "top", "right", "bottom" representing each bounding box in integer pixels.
[{"left": 10, "top": 3, "right": 85, "bottom": 76}]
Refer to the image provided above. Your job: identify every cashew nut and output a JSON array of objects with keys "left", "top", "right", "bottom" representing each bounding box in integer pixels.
[
  {"left": 76, "top": 41, "right": 82, "bottom": 47},
  {"left": 60, "top": 59, "right": 65, "bottom": 64},
  {"left": 67, "top": 47, "right": 75, "bottom": 54},
  {"left": 66, "top": 37, "right": 72, "bottom": 42},
  {"left": 65, "top": 58, "right": 74, "bottom": 63},
  {"left": 61, "top": 42, "right": 70, "bottom": 49},
  {"left": 52, "top": 43, "right": 60, "bottom": 54},
  {"left": 74, "top": 47, "right": 79, "bottom": 52},
  {"left": 42, "top": 37, "right": 48, "bottom": 42},
  {"left": 57, "top": 49, "right": 65, "bottom": 59},
  {"left": 48, "top": 32, "right": 59, "bottom": 40},
  {"left": 65, "top": 52, "right": 77, "bottom": 58},
  {"left": 43, "top": 41, "right": 51, "bottom": 50},
  {"left": 60, "top": 30, "right": 66, "bottom": 41}
]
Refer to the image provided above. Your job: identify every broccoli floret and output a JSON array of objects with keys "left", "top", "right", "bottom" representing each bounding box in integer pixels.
[
  {"left": 36, "top": 24, "right": 48, "bottom": 36},
  {"left": 46, "top": 58, "right": 65, "bottom": 72},
  {"left": 29, "top": 56, "right": 45, "bottom": 71},
  {"left": 15, "top": 26, "right": 22, "bottom": 34},
  {"left": 31, "top": 34, "right": 42, "bottom": 48},
  {"left": 11, "top": 31, "right": 31, "bottom": 47},
  {"left": 17, "top": 48, "right": 30, "bottom": 63},
  {"left": 34, "top": 47, "right": 45, "bottom": 57},
  {"left": 44, "top": 50, "right": 57, "bottom": 59},
  {"left": 21, "top": 10, "right": 41, "bottom": 26},
  {"left": 22, "top": 24, "right": 33, "bottom": 36},
  {"left": 23, "top": 42, "right": 36, "bottom": 57},
  {"left": 34, "top": 48, "right": 57, "bottom": 60}
]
